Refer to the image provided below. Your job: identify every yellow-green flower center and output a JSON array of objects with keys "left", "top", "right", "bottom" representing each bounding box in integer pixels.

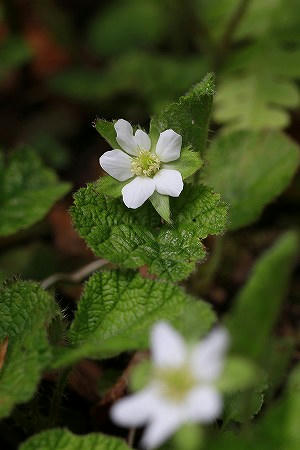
[
  {"left": 156, "top": 366, "right": 197, "bottom": 402},
  {"left": 131, "top": 150, "right": 160, "bottom": 177}
]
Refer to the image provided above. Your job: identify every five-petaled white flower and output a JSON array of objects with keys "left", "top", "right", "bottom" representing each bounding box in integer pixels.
[
  {"left": 99, "top": 119, "right": 184, "bottom": 209},
  {"left": 111, "top": 322, "right": 229, "bottom": 449}
]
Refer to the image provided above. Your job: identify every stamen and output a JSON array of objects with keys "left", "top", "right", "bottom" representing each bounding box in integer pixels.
[
  {"left": 156, "top": 366, "right": 197, "bottom": 402},
  {"left": 131, "top": 150, "right": 161, "bottom": 177}
]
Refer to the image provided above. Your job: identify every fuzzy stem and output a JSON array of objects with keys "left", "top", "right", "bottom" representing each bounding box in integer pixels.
[
  {"left": 41, "top": 259, "right": 109, "bottom": 289},
  {"left": 48, "top": 368, "right": 70, "bottom": 427},
  {"left": 213, "top": 0, "right": 252, "bottom": 70}
]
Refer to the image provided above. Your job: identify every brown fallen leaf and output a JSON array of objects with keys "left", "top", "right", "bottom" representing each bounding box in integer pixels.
[
  {"left": 0, "top": 337, "right": 9, "bottom": 371},
  {"left": 48, "top": 201, "right": 93, "bottom": 258},
  {"left": 24, "top": 23, "right": 70, "bottom": 77}
]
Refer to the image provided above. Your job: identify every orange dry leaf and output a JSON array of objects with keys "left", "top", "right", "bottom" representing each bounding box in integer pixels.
[
  {"left": 0, "top": 337, "right": 9, "bottom": 371},
  {"left": 48, "top": 201, "right": 93, "bottom": 258},
  {"left": 24, "top": 24, "right": 70, "bottom": 77}
]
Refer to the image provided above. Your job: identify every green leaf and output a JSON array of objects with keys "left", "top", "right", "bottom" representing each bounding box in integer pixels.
[
  {"left": 206, "top": 364, "right": 300, "bottom": 450},
  {"left": 262, "top": 337, "right": 295, "bottom": 402},
  {"left": 222, "top": 381, "right": 267, "bottom": 426},
  {"left": 71, "top": 183, "right": 227, "bottom": 282},
  {"left": 0, "top": 148, "right": 71, "bottom": 236},
  {"left": 53, "top": 269, "right": 216, "bottom": 368},
  {"left": 0, "top": 281, "right": 56, "bottom": 419},
  {"left": 254, "top": 363, "right": 300, "bottom": 449},
  {"left": 234, "top": 0, "right": 300, "bottom": 41},
  {"left": 20, "top": 428, "right": 130, "bottom": 450},
  {"left": 214, "top": 42, "right": 300, "bottom": 131},
  {"left": 95, "top": 119, "right": 119, "bottom": 149},
  {"left": 150, "top": 73, "right": 215, "bottom": 155},
  {"left": 226, "top": 231, "right": 299, "bottom": 361},
  {"left": 202, "top": 130, "right": 299, "bottom": 230}
]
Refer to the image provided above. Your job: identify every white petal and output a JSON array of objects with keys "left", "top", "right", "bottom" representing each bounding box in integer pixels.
[
  {"left": 190, "top": 328, "right": 229, "bottom": 382},
  {"left": 155, "top": 129, "right": 182, "bottom": 163},
  {"left": 114, "top": 119, "right": 139, "bottom": 155},
  {"left": 151, "top": 322, "right": 186, "bottom": 369},
  {"left": 122, "top": 176, "right": 155, "bottom": 209},
  {"left": 99, "top": 150, "right": 133, "bottom": 181},
  {"left": 110, "top": 386, "right": 159, "bottom": 428},
  {"left": 141, "top": 402, "right": 183, "bottom": 449},
  {"left": 153, "top": 169, "right": 183, "bottom": 197},
  {"left": 185, "top": 386, "right": 222, "bottom": 423},
  {"left": 135, "top": 129, "right": 151, "bottom": 150}
]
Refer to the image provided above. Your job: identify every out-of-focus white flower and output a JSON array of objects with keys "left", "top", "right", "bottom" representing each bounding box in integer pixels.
[
  {"left": 99, "top": 119, "right": 183, "bottom": 209},
  {"left": 111, "top": 322, "right": 229, "bottom": 449}
]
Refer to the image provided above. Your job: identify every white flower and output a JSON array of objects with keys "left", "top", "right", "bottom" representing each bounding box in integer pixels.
[
  {"left": 99, "top": 119, "right": 184, "bottom": 209},
  {"left": 111, "top": 322, "right": 229, "bottom": 449}
]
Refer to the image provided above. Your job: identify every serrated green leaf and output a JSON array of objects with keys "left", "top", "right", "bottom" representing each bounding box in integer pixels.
[
  {"left": 234, "top": 0, "right": 300, "bottom": 41},
  {"left": 20, "top": 428, "right": 130, "bottom": 450},
  {"left": 226, "top": 231, "right": 299, "bottom": 361},
  {"left": 53, "top": 270, "right": 216, "bottom": 368},
  {"left": 202, "top": 130, "right": 299, "bottom": 230},
  {"left": 214, "top": 42, "right": 300, "bottom": 131},
  {"left": 71, "top": 183, "right": 227, "bottom": 282},
  {"left": 150, "top": 73, "right": 215, "bottom": 155},
  {"left": 223, "top": 381, "right": 267, "bottom": 426},
  {"left": 0, "top": 148, "right": 71, "bottom": 236},
  {"left": 0, "top": 281, "right": 56, "bottom": 419}
]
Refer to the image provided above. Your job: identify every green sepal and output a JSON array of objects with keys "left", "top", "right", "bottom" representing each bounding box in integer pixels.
[
  {"left": 94, "top": 118, "right": 119, "bottom": 148},
  {"left": 167, "top": 146, "right": 202, "bottom": 179},
  {"left": 96, "top": 175, "right": 127, "bottom": 198},
  {"left": 149, "top": 191, "right": 171, "bottom": 223},
  {"left": 217, "top": 356, "right": 259, "bottom": 394}
]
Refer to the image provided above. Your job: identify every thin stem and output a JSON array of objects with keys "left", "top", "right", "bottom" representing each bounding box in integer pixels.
[
  {"left": 196, "top": 236, "right": 224, "bottom": 292},
  {"left": 48, "top": 368, "right": 70, "bottom": 427},
  {"left": 127, "top": 428, "right": 136, "bottom": 448},
  {"left": 213, "top": 0, "right": 252, "bottom": 70},
  {"left": 41, "top": 259, "right": 108, "bottom": 289}
]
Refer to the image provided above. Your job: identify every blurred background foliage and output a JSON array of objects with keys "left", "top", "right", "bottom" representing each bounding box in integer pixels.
[{"left": 0, "top": 1, "right": 299, "bottom": 448}]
